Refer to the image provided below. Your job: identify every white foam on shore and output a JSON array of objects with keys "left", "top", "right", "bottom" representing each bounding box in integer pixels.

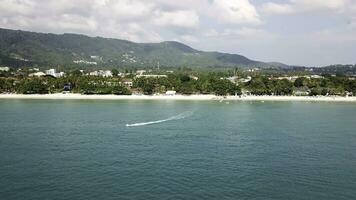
[{"left": 126, "top": 111, "right": 193, "bottom": 127}]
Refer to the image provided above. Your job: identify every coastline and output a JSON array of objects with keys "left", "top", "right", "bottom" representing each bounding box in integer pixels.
[{"left": 1, "top": 93, "right": 356, "bottom": 102}]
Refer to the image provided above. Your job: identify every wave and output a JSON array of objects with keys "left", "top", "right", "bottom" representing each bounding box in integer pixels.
[{"left": 126, "top": 111, "right": 193, "bottom": 127}]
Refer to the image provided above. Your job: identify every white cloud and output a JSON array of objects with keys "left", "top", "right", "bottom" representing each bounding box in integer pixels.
[
  {"left": 0, "top": 0, "right": 36, "bottom": 16},
  {"left": 153, "top": 10, "right": 200, "bottom": 28},
  {"left": 180, "top": 35, "right": 199, "bottom": 43},
  {"left": 262, "top": 0, "right": 352, "bottom": 15},
  {"left": 203, "top": 29, "right": 220, "bottom": 37},
  {"left": 261, "top": 3, "right": 295, "bottom": 15},
  {"left": 222, "top": 27, "right": 275, "bottom": 40},
  {"left": 294, "top": 0, "right": 347, "bottom": 11},
  {"left": 348, "top": 17, "right": 356, "bottom": 29},
  {"left": 47, "top": 14, "right": 98, "bottom": 32},
  {"left": 152, "top": 0, "right": 209, "bottom": 10},
  {"left": 110, "top": 23, "right": 163, "bottom": 43},
  {"left": 201, "top": 27, "right": 275, "bottom": 40},
  {"left": 0, "top": 14, "right": 98, "bottom": 33},
  {"left": 311, "top": 28, "right": 356, "bottom": 43},
  {"left": 97, "top": 0, "right": 155, "bottom": 22},
  {"left": 212, "top": 0, "right": 261, "bottom": 25}
]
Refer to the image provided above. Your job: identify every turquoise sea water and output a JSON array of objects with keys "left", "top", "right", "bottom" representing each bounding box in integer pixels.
[{"left": 1, "top": 100, "right": 356, "bottom": 200}]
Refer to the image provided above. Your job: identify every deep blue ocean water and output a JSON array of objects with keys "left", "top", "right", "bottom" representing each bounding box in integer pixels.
[{"left": 0, "top": 100, "right": 356, "bottom": 200}]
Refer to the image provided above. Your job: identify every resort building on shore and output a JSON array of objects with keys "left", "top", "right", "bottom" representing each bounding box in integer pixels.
[
  {"left": 221, "top": 76, "right": 251, "bottom": 84},
  {"left": 136, "top": 70, "right": 146, "bottom": 75},
  {"left": 271, "top": 76, "right": 300, "bottom": 82},
  {"left": 165, "top": 90, "right": 176, "bottom": 96},
  {"left": 136, "top": 74, "right": 168, "bottom": 78},
  {"left": 0, "top": 67, "right": 10, "bottom": 71},
  {"left": 309, "top": 75, "right": 323, "bottom": 79},
  {"left": 88, "top": 70, "right": 113, "bottom": 77},
  {"left": 45, "top": 69, "right": 65, "bottom": 78},
  {"left": 29, "top": 72, "right": 46, "bottom": 77},
  {"left": 122, "top": 79, "right": 133, "bottom": 87},
  {"left": 189, "top": 75, "right": 199, "bottom": 80},
  {"left": 29, "top": 68, "right": 40, "bottom": 72},
  {"left": 73, "top": 60, "right": 97, "bottom": 65}
]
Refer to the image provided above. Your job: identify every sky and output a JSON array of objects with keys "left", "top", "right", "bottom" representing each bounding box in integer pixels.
[{"left": 0, "top": 0, "right": 355, "bottom": 66}]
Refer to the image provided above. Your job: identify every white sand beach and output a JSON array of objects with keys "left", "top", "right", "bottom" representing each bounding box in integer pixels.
[{"left": 1, "top": 93, "right": 356, "bottom": 102}]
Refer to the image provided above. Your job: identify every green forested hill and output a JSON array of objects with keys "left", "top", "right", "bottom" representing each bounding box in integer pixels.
[{"left": 0, "top": 28, "right": 287, "bottom": 69}]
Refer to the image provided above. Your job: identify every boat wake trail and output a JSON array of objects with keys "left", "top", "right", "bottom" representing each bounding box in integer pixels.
[{"left": 126, "top": 111, "right": 194, "bottom": 127}]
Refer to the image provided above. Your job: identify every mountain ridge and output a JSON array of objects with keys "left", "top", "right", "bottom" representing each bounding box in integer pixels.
[{"left": 0, "top": 28, "right": 289, "bottom": 69}]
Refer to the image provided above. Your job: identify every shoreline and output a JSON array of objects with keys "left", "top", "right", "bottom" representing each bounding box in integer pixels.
[{"left": 1, "top": 93, "right": 356, "bottom": 102}]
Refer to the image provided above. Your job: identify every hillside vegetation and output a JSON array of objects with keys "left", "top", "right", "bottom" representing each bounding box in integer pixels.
[{"left": 0, "top": 28, "right": 286, "bottom": 69}]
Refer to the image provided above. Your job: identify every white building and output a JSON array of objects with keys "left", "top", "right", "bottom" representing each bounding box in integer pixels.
[
  {"left": 239, "top": 76, "right": 252, "bottom": 83},
  {"left": 90, "top": 56, "right": 102, "bottom": 61},
  {"left": 73, "top": 60, "right": 97, "bottom": 65},
  {"left": 123, "top": 80, "right": 133, "bottom": 87},
  {"left": 309, "top": 75, "right": 323, "bottom": 79},
  {"left": 89, "top": 71, "right": 98, "bottom": 76},
  {"left": 45, "top": 69, "right": 56, "bottom": 77},
  {"left": 247, "top": 68, "right": 260, "bottom": 72},
  {"left": 88, "top": 70, "right": 113, "bottom": 77},
  {"left": 166, "top": 90, "right": 176, "bottom": 96},
  {"left": 0, "top": 67, "right": 10, "bottom": 72},
  {"left": 221, "top": 76, "right": 240, "bottom": 84},
  {"left": 45, "top": 69, "right": 65, "bottom": 78},
  {"left": 136, "top": 74, "right": 167, "bottom": 78},
  {"left": 29, "top": 72, "right": 46, "bottom": 77},
  {"left": 189, "top": 75, "right": 199, "bottom": 80},
  {"left": 56, "top": 72, "right": 65, "bottom": 78},
  {"left": 29, "top": 68, "right": 39, "bottom": 72},
  {"left": 103, "top": 70, "right": 113, "bottom": 77},
  {"left": 136, "top": 70, "right": 146, "bottom": 75},
  {"left": 225, "top": 76, "right": 238, "bottom": 83},
  {"left": 274, "top": 76, "right": 299, "bottom": 82}
]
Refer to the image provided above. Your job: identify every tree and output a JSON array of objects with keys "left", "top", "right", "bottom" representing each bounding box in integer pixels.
[
  {"left": 228, "top": 84, "right": 242, "bottom": 96},
  {"left": 347, "top": 80, "right": 356, "bottom": 96},
  {"left": 112, "top": 85, "right": 131, "bottom": 95},
  {"left": 70, "top": 70, "right": 82, "bottom": 76},
  {"left": 111, "top": 69, "right": 119, "bottom": 77},
  {"left": 274, "top": 79, "right": 293, "bottom": 95},
  {"left": 180, "top": 81, "right": 195, "bottom": 95},
  {"left": 307, "top": 78, "right": 321, "bottom": 88},
  {"left": 212, "top": 79, "right": 241, "bottom": 96},
  {"left": 309, "top": 87, "right": 322, "bottom": 96},
  {"left": 142, "top": 83, "right": 155, "bottom": 95},
  {"left": 17, "top": 79, "right": 48, "bottom": 94},
  {"left": 248, "top": 77, "right": 268, "bottom": 95},
  {"left": 179, "top": 74, "right": 191, "bottom": 82},
  {"left": 294, "top": 77, "right": 308, "bottom": 87},
  {"left": 0, "top": 79, "right": 5, "bottom": 92}
]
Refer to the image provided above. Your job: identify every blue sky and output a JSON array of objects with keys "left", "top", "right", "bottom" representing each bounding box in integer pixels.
[{"left": 0, "top": 0, "right": 355, "bottom": 66}]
